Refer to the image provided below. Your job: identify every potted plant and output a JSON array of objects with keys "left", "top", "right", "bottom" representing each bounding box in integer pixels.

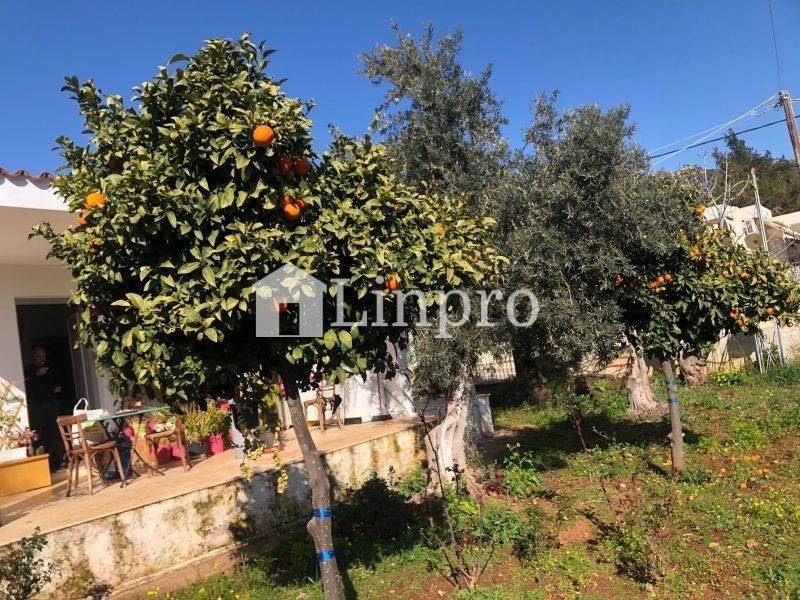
[
  {"left": 205, "top": 402, "right": 230, "bottom": 456},
  {"left": 0, "top": 411, "right": 28, "bottom": 462},
  {"left": 182, "top": 403, "right": 230, "bottom": 457}
]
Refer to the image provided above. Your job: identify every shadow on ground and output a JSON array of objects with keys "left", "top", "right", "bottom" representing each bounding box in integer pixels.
[
  {"left": 227, "top": 473, "right": 436, "bottom": 600},
  {"left": 479, "top": 412, "right": 700, "bottom": 472}
]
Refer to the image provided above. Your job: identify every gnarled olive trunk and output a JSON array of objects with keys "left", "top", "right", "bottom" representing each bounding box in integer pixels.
[
  {"left": 424, "top": 372, "right": 480, "bottom": 492},
  {"left": 626, "top": 353, "right": 665, "bottom": 416},
  {"left": 281, "top": 370, "right": 343, "bottom": 600},
  {"left": 661, "top": 359, "right": 685, "bottom": 476},
  {"left": 679, "top": 353, "right": 708, "bottom": 387}
]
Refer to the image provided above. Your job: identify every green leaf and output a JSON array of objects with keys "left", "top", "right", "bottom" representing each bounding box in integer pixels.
[
  {"left": 178, "top": 262, "right": 201, "bottom": 275},
  {"left": 167, "top": 52, "right": 190, "bottom": 65},
  {"left": 202, "top": 266, "right": 216, "bottom": 286},
  {"left": 323, "top": 329, "right": 337, "bottom": 350},
  {"left": 337, "top": 330, "right": 352, "bottom": 349},
  {"left": 112, "top": 350, "right": 125, "bottom": 367},
  {"left": 204, "top": 328, "right": 218, "bottom": 342}
]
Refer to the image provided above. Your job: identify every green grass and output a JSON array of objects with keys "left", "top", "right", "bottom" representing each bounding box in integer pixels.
[{"left": 164, "top": 366, "right": 800, "bottom": 599}]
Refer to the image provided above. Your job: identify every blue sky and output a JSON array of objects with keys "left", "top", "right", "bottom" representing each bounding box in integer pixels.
[{"left": 1, "top": 0, "right": 798, "bottom": 174}]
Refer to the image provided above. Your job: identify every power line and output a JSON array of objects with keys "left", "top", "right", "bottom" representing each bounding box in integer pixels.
[
  {"left": 648, "top": 102, "right": 775, "bottom": 154},
  {"left": 650, "top": 95, "right": 778, "bottom": 166},
  {"left": 647, "top": 115, "right": 797, "bottom": 161},
  {"left": 767, "top": 0, "right": 783, "bottom": 89}
]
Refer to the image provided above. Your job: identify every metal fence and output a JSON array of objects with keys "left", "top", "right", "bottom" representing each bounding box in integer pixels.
[{"left": 474, "top": 353, "right": 517, "bottom": 384}]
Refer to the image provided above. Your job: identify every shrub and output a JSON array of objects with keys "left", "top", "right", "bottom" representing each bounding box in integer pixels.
[
  {"left": 728, "top": 418, "right": 766, "bottom": 449},
  {"left": 761, "top": 361, "right": 800, "bottom": 386},
  {"left": 760, "top": 554, "right": 800, "bottom": 598},
  {"left": 502, "top": 443, "right": 542, "bottom": 499},
  {"left": 709, "top": 368, "right": 752, "bottom": 387},
  {"left": 603, "top": 523, "right": 665, "bottom": 584},
  {"left": 0, "top": 532, "right": 52, "bottom": 600},
  {"left": 394, "top": 467, "right": 428, "bottom": 500},
  {"left": 511, "top": 506, "right": 554, "bottom": 563}
]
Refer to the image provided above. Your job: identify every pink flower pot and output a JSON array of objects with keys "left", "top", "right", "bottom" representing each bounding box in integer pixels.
[
  {"left": 155, "top": 444, "right": 173, "bottom": 464},
  {"left": 171, "top": 442, "right": 186, "bottom": 460},
  {"left": 154, "top": 441, "right": 186, "bottom": 464},
  {"left": 205, "top": 434, "right": 225, "bottom": 456}
]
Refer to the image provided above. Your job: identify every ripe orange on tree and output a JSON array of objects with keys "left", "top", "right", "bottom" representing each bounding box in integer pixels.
[
  {"left": 252, "top": 124, "right": 275, "bottom": 148},
  {"left": 385, "top": 274, "right": 401, "bottom": 291},
  {"left": 84, "top": 191, "right": 106, "bottom": 210},
  {"left": 283, "top": 203, "right": 301, "bottom": 221},
  {"left": 293, "top": 156, "right": 311, "bottom": 176},
  {"left": 294, "top": 198, "right": 306, "bottom": 212},
  {"left": 276, "top": 155, "right": 293, "bottom": 174},
  {"left": 282, "top": 194, "right": 294, "bottom": 206}
]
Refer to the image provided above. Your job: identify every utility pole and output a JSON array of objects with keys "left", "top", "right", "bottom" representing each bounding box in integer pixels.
[
  {"left": 779, "top": 90, "right": 800, "bottom": 177},
  {"left": 751, "top": 167, "right": 787, "bottom": 365}
]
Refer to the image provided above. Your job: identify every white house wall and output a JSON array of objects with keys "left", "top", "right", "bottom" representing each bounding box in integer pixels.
[{"left": 0, "top": 264, "right": 73, "bottom": 429}]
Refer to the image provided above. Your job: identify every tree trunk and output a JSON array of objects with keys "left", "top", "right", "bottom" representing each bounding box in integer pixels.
[
  {"left": 425, "top": 373, "right": 477, "bottom": 492},
  {"left": 280, "top": 370, "right": 343, "bottom": 600},
  {"left": 679, "top": 352, "right": 708, "bottom": 387},
  {"left": 661, "top": 359, "right": 685, "bottom": 476},
  {"left": 626, "top": 353, "right": 666, "bottom": 416}
]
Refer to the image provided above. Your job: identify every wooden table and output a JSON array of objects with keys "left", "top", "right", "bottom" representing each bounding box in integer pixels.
[{"left": 87, "top": 406, "right": 169, "bottom": 476}]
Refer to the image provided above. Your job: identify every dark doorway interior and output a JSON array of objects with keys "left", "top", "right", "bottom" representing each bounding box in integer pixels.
[
  {"left": 16, "top": 303, "right": 78, "bottom": 470},
  {"left": 279, "top": 303, "right": 300, "bottom": 336}
]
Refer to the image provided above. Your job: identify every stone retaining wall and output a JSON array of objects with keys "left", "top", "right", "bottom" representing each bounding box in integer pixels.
[{"left": 32, "top": 424, "right": 424, "bottom": 598}]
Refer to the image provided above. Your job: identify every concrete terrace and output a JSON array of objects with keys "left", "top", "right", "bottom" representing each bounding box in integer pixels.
[{"left": 0, "top": 417, "right": 420, "bottom": 546}]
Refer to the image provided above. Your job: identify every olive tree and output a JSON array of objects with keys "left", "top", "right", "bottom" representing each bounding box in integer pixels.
[
  {"left": 36, "top": 36, "right": 501, "bottom": 599},
  {"left": 498, "top": 95, "right": 681, "bottom": 400},
  {"left": 361, "top": 24, "right": 510, "bottom": 485}
]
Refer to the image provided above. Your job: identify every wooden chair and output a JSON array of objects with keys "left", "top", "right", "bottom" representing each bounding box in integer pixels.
[
  {"left": 56, "top": 413, "right": 127, "bottom": 497},
  {"left": 303, "top": 380, "right": 342, "bottom": 431},
  {"left": 144, "top": 415, "right": 190, "bottom": 472}
]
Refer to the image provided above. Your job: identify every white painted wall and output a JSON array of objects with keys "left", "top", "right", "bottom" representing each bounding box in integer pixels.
[{"left": 0, "top": 264, "right": 73, "bottom": 427}]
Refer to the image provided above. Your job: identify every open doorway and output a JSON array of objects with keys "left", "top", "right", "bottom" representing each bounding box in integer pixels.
[{"left": 16, "top": 302, "right": 78, "bottom": 470}]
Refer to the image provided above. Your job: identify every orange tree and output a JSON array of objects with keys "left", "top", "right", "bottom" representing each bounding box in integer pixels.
[
  {"left": 614, "top": 204, "right": 800, "bottom": 475},
  {"left": 35, "top": 36, "right": 501, "bottom": 599}
]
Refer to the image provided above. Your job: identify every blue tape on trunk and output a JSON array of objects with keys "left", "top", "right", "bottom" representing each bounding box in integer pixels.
[
  {"left": 668, "top": 397, "right": 679, "bottom": 404},
  {"left": 666, "top": 380, "right": 676, "bottom": 386},
  {"left": 314, "top": 507, "right": 332, "bottom": 519},
  {"left": 317, "top": 549, "right": 336, "bottom": 563}
]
